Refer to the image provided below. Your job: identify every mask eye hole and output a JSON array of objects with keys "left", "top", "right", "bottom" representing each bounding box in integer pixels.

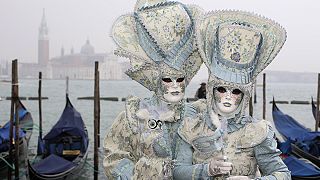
[
  {"left": 232, "top": 89, "right": 242, "bottom": 95},
  {"left": 162, "top": 78, "right": 172, "bottom": 83},
  {"left": 176, "top": 77, "right": 185, "bottom": 82},
  {"left": 216, "top": 87, "right": 226, "bottom": 93}
]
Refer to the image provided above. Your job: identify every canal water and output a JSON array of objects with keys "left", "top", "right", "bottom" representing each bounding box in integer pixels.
[{"left": 0, "top": 79, "right": 318, "bottom": 179}]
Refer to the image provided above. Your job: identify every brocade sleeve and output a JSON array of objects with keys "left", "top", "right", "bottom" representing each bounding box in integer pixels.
[
  {"left": 103, "top": 111, "right": 138, "bottom": 179},
  {"left": 173, "top": 137, "right": 211, "bottom": 180},
  {"left": 254, "top": 126, "right": 291, "bottom": 180}
]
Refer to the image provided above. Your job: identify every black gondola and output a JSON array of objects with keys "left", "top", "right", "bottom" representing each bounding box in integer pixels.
[
  {"left": 28, "top": 96, "right": 89, "bottom": 179},
  {"left": 272, "top": 99, "right": 320, "bottom": 179},
  {"left": 277, "top": 138, "right": 320, "bottom": 180},
  {"left": 0, "top": 99, "right": 34, "bottom": 170}
]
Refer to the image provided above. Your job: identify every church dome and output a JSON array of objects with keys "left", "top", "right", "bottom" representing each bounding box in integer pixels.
[{"left": 80, "top": 39, "right": 95, "bottom": 55}]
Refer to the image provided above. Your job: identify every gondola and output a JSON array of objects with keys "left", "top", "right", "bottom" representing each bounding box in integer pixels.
[
  {"left": 272, "top": 99, "right": 320, "bottom": 167},
  {"left": 0, "top": 99, "right": 34, "bottom": 170},
  {"left": 17, "top": 99, "right": 34, "bottom": 143},
  {"left": 277, "top": 139, "right": 320, "bottom": 179},
  {"left": 28, "top": 96, "right": 89, "bottom": 180}
]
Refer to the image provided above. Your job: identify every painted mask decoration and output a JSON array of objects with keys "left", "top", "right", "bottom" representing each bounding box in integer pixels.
[
  {"left": 213, "top": 86, "right": 244, "bottom": 116},
  {"left": 159, "top": 73, "right": 186, "bottom": 103}
]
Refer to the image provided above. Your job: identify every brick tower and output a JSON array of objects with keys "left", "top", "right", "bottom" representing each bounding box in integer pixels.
[{"left": 38, "top": 9, "right": 49, "bottom": 65}]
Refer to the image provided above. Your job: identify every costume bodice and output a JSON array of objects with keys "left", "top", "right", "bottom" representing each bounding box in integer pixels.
[
  {"left": 126, "top": 95, "right": 184, "bottom": 159},
  {"left": 178, "top": 101, "right": 270, "bottom": 178},
  {"left": 192, "top": 125, "right": 262, "bottom": 178}
]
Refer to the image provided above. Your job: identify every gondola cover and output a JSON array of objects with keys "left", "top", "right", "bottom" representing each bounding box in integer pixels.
[
  {"left": 41, "top": 97, "right": 88, "bottom": 152},
  {"left": 278, "top": 140, "right": 320, "bottom": 177},
  {"left": 32, "top": 154, "right": 76, "bottom": 174},
  {"left": 32, "top": 97, "right": 89, "bottom": 176},
  {"left": 273, "top": 101, "right": 320, "bottom": 156},
  {"left": 0, "top": 108, "right": 28, "bottom": 152}
]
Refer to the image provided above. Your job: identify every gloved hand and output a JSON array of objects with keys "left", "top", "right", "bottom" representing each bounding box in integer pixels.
[
  {"left": 226, "top": 176, "right": 252, "bottom": 180},
  {"left": 208, "top": 156, "right": 232, "bottom": 176}
]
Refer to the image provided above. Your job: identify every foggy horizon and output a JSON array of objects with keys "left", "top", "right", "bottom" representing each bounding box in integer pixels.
[{"left": 0, "top": 0, "right": 319, "bottom": 73}]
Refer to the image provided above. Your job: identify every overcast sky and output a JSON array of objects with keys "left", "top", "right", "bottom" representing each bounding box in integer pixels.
[{"left": 0, "top": 0, "right": 319, "bottom": 73}]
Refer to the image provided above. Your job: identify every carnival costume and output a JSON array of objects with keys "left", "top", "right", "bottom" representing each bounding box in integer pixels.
[
  {"left": 174, "top": 10, "right": 291, "bottom": 179},
  {"left": 103, "top": 0, "right": 203, "bottom": 179}
]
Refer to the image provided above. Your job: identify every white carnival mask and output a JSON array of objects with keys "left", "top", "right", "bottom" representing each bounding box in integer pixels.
[
  {"left": 213, "top": 86, "right": 243, "bottom": 116},
  {"left": 160, "top": 75, "right": 185, "bottom": 103}
]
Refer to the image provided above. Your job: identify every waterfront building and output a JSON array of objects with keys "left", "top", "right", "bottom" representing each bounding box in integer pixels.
[
  {"left": 50, "top": 40, "right": 123, "bottom": 80},
  {"left": 17, "top": 9, "right": 127, "bottom": 80}
]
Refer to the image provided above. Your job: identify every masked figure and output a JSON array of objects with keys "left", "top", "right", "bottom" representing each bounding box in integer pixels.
[
  {"left": 103, "top": 0, "right": 203, "bottom": 179},
  {"left": 174, "top": 10, "right": 291, "bottom": 179}
]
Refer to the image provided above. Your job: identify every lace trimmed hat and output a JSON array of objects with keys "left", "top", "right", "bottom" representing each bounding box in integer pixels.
[
  {"left": 112, "top": 0, "right": 203, "bottom": 92},
  {"left": 196, "top": 10, "right": 286, "bottom": 118}
]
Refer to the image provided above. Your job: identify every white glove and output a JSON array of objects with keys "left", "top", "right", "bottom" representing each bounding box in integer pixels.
[
  {"left": 226, "top": 176, "right": 252, "bottom": 180},
  {"left": 208, "top": 156, "right": 232, "bottom": 176}
]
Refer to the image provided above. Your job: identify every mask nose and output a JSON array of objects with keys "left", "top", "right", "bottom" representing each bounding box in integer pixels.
[
  {"left": 172, "top": 80, "right": 178, "bottom": 88},
  {"left": 225, "top": 90, "right": 232, "bottom": 100}
]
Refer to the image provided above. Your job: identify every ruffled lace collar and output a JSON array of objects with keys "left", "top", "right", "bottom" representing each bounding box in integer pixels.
[
  {"left": 225, "top": 116, "right": 253, "bottom": 133},
  {"left": 139, "top": 95, "right": 184, "bottom": 122},
  {"left": 204, "top": 112, "right": 253, "bottom": 133}
]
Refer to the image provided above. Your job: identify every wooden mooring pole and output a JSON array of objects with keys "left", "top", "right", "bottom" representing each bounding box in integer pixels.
[
  {"left": 8, "top": 60, "right": 18, "bottom": 179},
  {"left": 263, "top": 73, "right": 266, "bottom": 120},
  {"left": 66, "top": 76, "right": 69, "bottom": 98},
  {"left": 94, "top": 61, "right": 100, "bottom": 180},
  {"left": 98, "top": 70, "right": 101, "bottom": 148},
  {"left": 8, "top": 60, "right": 20, "bottom": 179},
  {"left": 14, "top": 60, "right": 20, "bottom": 179},
  {"left": 38, "top": 72, "right": 43, "bottom": 140},
  {"left": 316, "top": 73, "right": 320, "bottom": 131}
]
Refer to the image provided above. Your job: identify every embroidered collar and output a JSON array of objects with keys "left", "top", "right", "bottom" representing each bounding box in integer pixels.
[
  {"left": 226, "top": 116, "right": 252, "bottom": 133},
  {"left": 140, "top": 95, "right": 184, "bottom": 122},
  {"left": 204, "top": 112, "right": 253, "bottom": 133}
]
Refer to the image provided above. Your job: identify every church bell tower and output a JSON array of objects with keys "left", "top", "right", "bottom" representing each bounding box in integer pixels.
[{"left": 38, "top": 9, "right": 49, "bottom": 65}]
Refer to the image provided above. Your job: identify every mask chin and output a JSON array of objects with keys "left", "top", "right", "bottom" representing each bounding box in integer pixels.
[
  {"left": 216, "top": 102, "right": 238, "bottom": 115},
  {"left": 163, "top": 92, "right": 184, "bottom": 103},
  {"left": 212, "top": 101, "right": 242, "bottom": 119}
]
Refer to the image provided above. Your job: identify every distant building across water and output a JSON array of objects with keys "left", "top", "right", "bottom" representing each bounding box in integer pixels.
[{"left": 0, "top": 9, "right": 129, "bottom": 80}]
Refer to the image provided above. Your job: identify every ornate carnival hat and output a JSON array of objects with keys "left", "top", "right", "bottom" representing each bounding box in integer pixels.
[
  {"left": 196, "top": 10, "right": 287, "bottom": 118},
  {"left": 112, "top": 0, "right": 203, "bottom": 92}
]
